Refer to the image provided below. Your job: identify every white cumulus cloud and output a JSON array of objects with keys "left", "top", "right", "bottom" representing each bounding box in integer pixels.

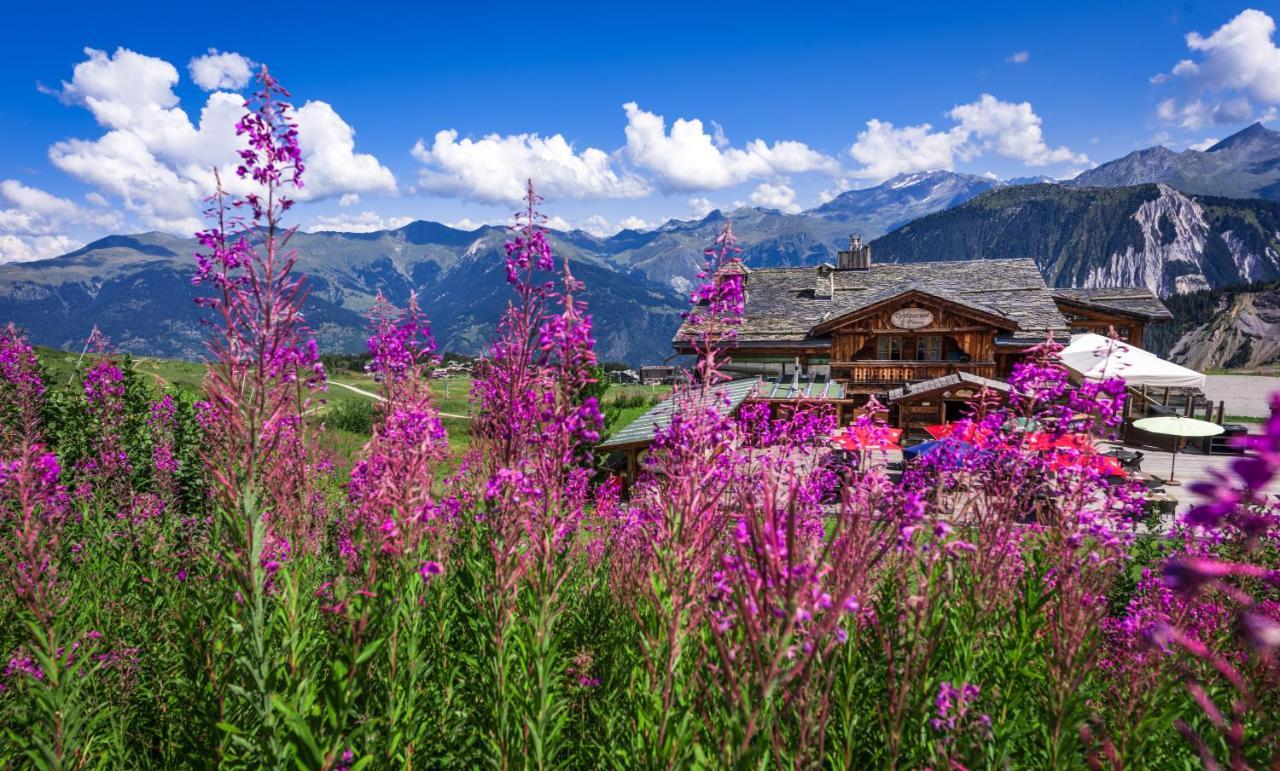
[
  {"left": 1157, "top": 96, "right": 1255, "bottom": 130},
  {"left": 577, "top": 214, "right": 656, "bottom": 237},
  {"left": 847, "top": 94, "right": 1087, "bottom": 180},
  {"left": 616, "top": 215, "right": 653, "bottom": 231},
  {"left": 412, "top": 129, "right": 649, "bottom": 205},
  {"left": 304, "top": 211, "right": 414, "bottom": 233},
  {"left": 0, "top": 180, "right": 119, "bottom": 234},
  {"left": 0, "top": 234, "right": 83, "bottom": 263},
  {"left": 1007, "top": 51, "right": 1030, "bottom": 64},
  {"left": 622, "top": 102, "right": 840, "bottom": 191},
  {"left": 1154, "top": 10, "right": 1280, "bottom": 128},
  {"left": 445, "top": 217, "right": 499, "bottom": 232},
  {"left": 688, "top": 197, "right": 715, "bottom": 218},
  {"left": 949, "top": 94, "right": 1088, "bottom": 165},
  {"left": 41, "top": 47, "right": 395, "bottom": 236},
  {"left": 848, "top": 119, "right": 966, "bottom": 180},
  {"left": 1179, "top": 9, "right": 1280, "bottom": 103},
  {"left": 188, "top": 49, "right": 256, "bottom": 91},
  {"left": 0, "top": 180, "right": 122, "bottom": 263},
  {"left": 749, "top": 182, "right": 800, "bottom": 213}
]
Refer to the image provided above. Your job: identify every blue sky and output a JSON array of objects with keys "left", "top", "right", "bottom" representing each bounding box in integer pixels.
[{"left": 1, "top": 0, "right": 1277, "bottom": 260}]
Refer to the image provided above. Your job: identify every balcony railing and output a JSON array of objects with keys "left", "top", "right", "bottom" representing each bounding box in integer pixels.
[{"left": 830, "top": 360, "right": 997, "bottom": 385}]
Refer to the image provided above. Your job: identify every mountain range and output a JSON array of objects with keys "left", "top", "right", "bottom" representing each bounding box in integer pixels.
[
  {"left": 0, "top": 169, "right": 1009, "bottom": 365},
  {"left": 1068, "top": 122, "right": 1280, "bottom": 200},
  {"left": 5, "top": 123, "right": 1280, "bottom": 366},
  {"left": 871, "top": 183, "right": 1280, "bottom": 296}
]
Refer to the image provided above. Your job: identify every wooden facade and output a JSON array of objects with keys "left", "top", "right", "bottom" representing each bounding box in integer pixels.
[
  {"left": 1054, "top": 300, "right": 1148, "bottom": 348},
  {"left": 1049, "top": 288, "right": 1175, "bottom": 350},
  {"left": 814, "top": 290, "right": 1015, "bottom": 392}
]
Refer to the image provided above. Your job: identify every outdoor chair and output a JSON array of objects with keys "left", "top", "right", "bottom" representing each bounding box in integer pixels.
[{"left": 1104, "top": 447, "right": 1144, "bottom": 472}]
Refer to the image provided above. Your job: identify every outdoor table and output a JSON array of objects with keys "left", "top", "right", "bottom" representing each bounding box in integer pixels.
[{"left": 1105, "top": 447, "right": 1144, "bottom": 471}]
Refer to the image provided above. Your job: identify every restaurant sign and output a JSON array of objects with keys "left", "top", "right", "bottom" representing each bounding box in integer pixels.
[{"left": 890, "top": 307, "right": 934, "bottom": 329}]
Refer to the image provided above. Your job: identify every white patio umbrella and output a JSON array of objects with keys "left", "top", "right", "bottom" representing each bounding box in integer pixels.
[
  {"left": 1059, "top": 333, "right": 1207, "bottom": 389},
  {"left": 1132, "top": 415, "right": 1224, "bottom": 485}
]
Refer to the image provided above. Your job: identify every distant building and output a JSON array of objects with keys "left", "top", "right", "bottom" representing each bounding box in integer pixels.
[
  {"left": 609, "top": 369, "right": 640, "bottom": 384},
  {"left": 672, "top": 236, "right": 1172, "bottom": 434},
  {"left": 431, "top": 361, "right": 474, "bottom": 378},
  {"left": 639, "top": 365, "right": 677, "bottom": 384}
]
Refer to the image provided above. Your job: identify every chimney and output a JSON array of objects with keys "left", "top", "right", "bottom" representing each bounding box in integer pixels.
[
  {"left": 836, "top": 234, "right": 871, "bottom": 270},
  {"left": 814, "top": 263, "right": 834, "bottom": 299}
]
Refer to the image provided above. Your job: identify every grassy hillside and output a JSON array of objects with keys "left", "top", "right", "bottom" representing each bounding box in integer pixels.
[{"left": 34, "top": 348, "right": 671, "bottom": 462}]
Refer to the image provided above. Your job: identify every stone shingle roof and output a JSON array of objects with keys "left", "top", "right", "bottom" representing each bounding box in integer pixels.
[
  {"left": 597, "top": 379, "right": 759, "bottom": 452},
  {"left": 756, "top": 374, "right": 848, "bottom": 400},
  {"left": 677, "top": 258, "right": 1072, "bottom": 349},
  {"left": 1049, "top": 288, "right": 1173, "bottom": 321},
  {"left": 886, "top": 371, "right": 1013, "bottom": 402},
  {"left": 596, "top": 376, "right": 849, "bottom": 452}
]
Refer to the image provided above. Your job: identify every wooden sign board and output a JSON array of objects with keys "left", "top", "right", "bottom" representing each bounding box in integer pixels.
[{"left": 890, "top": 308, "right": 934, "bottom": 329}]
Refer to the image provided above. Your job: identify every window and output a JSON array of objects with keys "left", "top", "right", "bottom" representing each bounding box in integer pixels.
[
  {"left": 915, "top": 336, "right": 942, "bottom": 361},
  {"left": 876, "top": 336, "right": 903, "bottom": 361}
]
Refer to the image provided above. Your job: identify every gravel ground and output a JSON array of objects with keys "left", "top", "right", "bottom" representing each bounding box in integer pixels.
[{"left": 1202, "top": 374, "right": 1279, "bottom": 418}]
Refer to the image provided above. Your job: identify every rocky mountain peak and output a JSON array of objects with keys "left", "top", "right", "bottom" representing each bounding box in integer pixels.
[{"left": 1206, "top": 121, "right": 1279, "bottom": 154}]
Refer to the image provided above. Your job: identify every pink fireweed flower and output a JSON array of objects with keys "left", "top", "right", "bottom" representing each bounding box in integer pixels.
[
  {"left": 346, "top": 293, "right": 450, "bottom": 570},
  {"left": 468, "top": 181, "right": 604, "bottom": 598},
  {"left": 191, "top": 66, "right": 329, "bottom": 569},
  {"left": 0, "top": 325, "right": 45, "bottom": 439},
  {"left": 146, "top": 394, "right": 181, "bottom": 511},
  {"left": 418, "top": 561, "right": 443, "bottom": 582},
  {"left": 73, "top": 355, "right": 136, "bottom": 502},
  {"left": 0, "top": 444, "right": 70, "bottom": 624}
]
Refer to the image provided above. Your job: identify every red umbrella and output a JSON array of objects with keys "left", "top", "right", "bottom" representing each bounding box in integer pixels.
[
  {"left": 833, "top": 425, "right": 903, "bottom": 451},
  {"left": 1095, "top": 456, "right": 1127, "bottom": 478},
  {"left": 924, "top": 424, "right": 953, "bottom": 440},
  {"left": 1027, "top": 432, "right": 1094, "bottom": 453},
  {"left": 1044, "top": 449, "right": 1125, "bottom": 477},
  {"left": 926, "top": 422, "right": 994, "bottom": 444}
]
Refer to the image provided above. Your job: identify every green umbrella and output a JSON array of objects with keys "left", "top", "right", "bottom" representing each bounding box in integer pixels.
[
  {"left": 1133, "top": 416, "right": 1224, "bottom": 485},
  {"left": 1001, "top": 417, "right": 1042, "bottom": 432}
]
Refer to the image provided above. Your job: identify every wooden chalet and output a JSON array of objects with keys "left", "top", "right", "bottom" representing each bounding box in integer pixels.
[
  {"left": 1048, "top": 288, "right": 1173, "bottom": 348},
  {"left": 672, "top": 236, "right": 1173, "bottom": 435}
]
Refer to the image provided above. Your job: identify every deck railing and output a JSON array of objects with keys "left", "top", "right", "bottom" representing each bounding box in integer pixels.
[{"left": 831, "top": 360, "right": 997, "bottom": 385}]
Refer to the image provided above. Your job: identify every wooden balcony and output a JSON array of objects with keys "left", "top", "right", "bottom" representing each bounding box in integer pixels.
[{"left": 830, "top": 360, "right": 997, "bottom": 386}]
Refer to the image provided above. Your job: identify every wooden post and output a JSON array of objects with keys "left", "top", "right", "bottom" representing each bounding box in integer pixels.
[{"left": 626, "top": 449, "right": 638, "bottom": 485}]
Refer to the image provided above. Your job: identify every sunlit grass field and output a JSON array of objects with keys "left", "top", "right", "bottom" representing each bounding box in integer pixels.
[{"left": 35, "top": 347, "right": 671, "bottom": 462}]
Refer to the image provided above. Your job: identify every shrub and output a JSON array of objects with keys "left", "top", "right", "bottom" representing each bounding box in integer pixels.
[{"left": 325, "top": 398, "right": 376, "bottom": 435}]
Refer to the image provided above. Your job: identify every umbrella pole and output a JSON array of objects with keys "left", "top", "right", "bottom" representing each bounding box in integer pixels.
[{"left": 1168, "top": 438, "right": 1181, "bottom": 486}]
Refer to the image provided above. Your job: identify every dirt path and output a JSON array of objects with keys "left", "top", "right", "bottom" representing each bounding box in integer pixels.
[{"left": 327, "top": 379, "right": 471, "bottom": 420}]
